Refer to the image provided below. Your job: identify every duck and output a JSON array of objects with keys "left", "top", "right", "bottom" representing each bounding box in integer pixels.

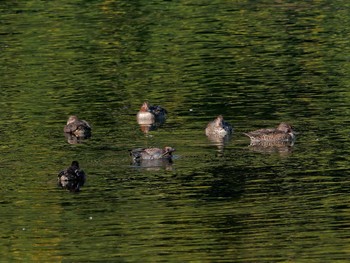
[
  {"left": 243, "top": 122, "right": 296, "bottom": 143},
  {"left": 136, "top": 102, "right": 167, "bottom": 125},
  {"left": 63, "top": 115, "right": 91, "bottom": 137},
  {"left": 205, "top": 115, "right": 233, "bottom": 137},
  {"left": 130, "top": 146, "right": 175, "bottom": 162},
  {"left": 58, "top": 161, "right": 86, "bottom": 183}
]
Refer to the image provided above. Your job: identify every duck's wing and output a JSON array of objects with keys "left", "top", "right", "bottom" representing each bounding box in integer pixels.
[
  {"left": 64, "top": 123, "right": 78, "bottom": 133},
  {"left": 222, "top": 120, "right": 233, "bottom": 133},
  {"left": 130, "top": 148, "right": 146, "bottom": 161},
  {"left": 75, "top": 169, "right": 86, "bottom": 181},
  {"left": 58, "top": 169, "right": 67, "bottom": 177},
  {"left": 245, "top": 129, "right": 292, "bottom": 142},
  {"left": 150, "top": 106, "right": 167, "bottom": 115},
  {"left": 143, "top": 148, "right": 163, "bottom": 159},
  {"left": 79, "top": 120, "right": 91, "bottom": 129}
]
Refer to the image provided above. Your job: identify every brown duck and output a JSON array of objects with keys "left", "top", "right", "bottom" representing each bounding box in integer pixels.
[
  {"left": 205, "top": 115, "right": 233, "bottom": 137},
  {"left": 130, "top": 147, "right": 175, "bottom": 162},
  {"left": 64, "top": 115, "right": 91, "bottom": 137},
  {"left": 244, "top": 122, "right": 296, "bottom": 143}
]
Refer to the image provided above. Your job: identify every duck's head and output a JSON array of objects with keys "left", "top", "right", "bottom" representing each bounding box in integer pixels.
[
  {"left": 277, "top": 123, "right": 293, "bottom": 133},
  {"left": 140, "top": 102, "right": 150, "bottom": 112},
  {"left": 163, "top": 146, "right": 176, "bottom": 155},
  {"left": 67, "top": 115, "right": 79, "bottom": 124},
  {"left": 71, "top": 160, "right": 80, "bottom": 168},
  {"left": 214, "top": 115, "right": 224, "bottom": 127}
]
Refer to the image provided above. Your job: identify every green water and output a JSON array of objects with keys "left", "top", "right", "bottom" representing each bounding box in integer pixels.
[{"left": 1, "top": 0, "right": 350, "bottom": 262}]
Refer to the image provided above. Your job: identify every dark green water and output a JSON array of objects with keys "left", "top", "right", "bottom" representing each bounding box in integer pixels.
[{"left": 1, "top": 0, "right": 350, "bottom": 262}]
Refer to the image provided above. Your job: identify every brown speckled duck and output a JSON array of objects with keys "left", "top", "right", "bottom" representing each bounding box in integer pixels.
[
  {"left": 136, "top": 102, "right": 167, "bottom": 125},
  {"left": 130, "top": 147, "right": 175, "bottom": 162},
  {"left": 64, "top": 115, "right": 91, "bottom": 137},
  {"left": 244, "top": 122, "right": 296, "bottom": 143},
  {"left": 205, "top": 115, "right": 233, "bottom": 137}
]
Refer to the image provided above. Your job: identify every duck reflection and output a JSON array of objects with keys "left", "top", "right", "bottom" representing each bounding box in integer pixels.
[
  {"left": 206, "top": 133, "right": 232, "bottom": 152},
  {"left": 247, "top": 140, "right": 294, "bottom": 156},
  {"left": 131, "top": 158, "right": 174, "bottom": 171},
  {"left": 64, "top": 132, "right": 91, "bottom": 144},
  {"left": 58, "top": 178, "right": 85, "bottom": 192},
  {"left": 138, "top": 121, "right": 166, "bottom": 134}
]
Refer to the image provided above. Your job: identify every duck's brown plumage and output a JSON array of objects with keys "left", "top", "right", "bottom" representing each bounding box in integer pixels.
[
  {"left": 64, "top": 115, "right": 91, "bottom": 137},
  {"left": 244, "top": 122, "right": 295, "bottom": 143},
  {"left": 205, "top": 115, "right": 233, "bottom": 137}
]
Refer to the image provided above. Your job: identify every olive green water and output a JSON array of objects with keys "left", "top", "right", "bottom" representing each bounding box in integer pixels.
[{"left": 1, "top": 1, "right": 350, "bottom": 262}]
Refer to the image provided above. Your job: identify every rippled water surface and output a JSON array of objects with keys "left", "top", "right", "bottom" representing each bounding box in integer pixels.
[{"left": 1, "top": 0, "right": 350, "bottom": 262}]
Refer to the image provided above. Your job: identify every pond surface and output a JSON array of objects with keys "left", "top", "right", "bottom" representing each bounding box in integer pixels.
[{"left": 1, "top": 0, "right": 350, "bottom": 262}]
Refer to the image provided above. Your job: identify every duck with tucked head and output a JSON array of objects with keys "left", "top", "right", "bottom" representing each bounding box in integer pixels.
[
  {"left": 136, "top": 101, "right": 167, "bottom": 125},
  {"left": 244, "top": 122, "right": 296, "bottom": 143},
  {"left": 58, "top": 161, "right": 86, "bottom": 191},
  {"left": 205, "top": 115, "right": 233, "bottom": 137},
  {"left": 58, "top": 161, "right": 86, "bottom": 182},
  {"left": 64, "top": 115, "right": 91, "bottom": 138},
  {"left": 130, "top": 146, "right": 175, "bottom": 162}
]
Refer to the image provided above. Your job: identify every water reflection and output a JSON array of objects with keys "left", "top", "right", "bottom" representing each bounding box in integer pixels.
[
  {"left": 57, "top": 178, "right": 85, "bottom": 192},
  {"left": 203, "top": 166, "right": 245, "bottom": 199},
  {"left": 206, "top": 133, "right": 232, "bottom": 152},
  {"left": 1, "top": 0, "right": 350, "bottom": 261},
  {"left": 138, "top": 120, "right": 166, "bottom": 134},
  {"left": 131, "top": 158, "right": 174, "bottom": 171},
  {"left": 247, "top": 141, "right": 294, "bottom": 156},
  {"left": 64, "top": 132, "right": 91, "bottom": 144}
]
